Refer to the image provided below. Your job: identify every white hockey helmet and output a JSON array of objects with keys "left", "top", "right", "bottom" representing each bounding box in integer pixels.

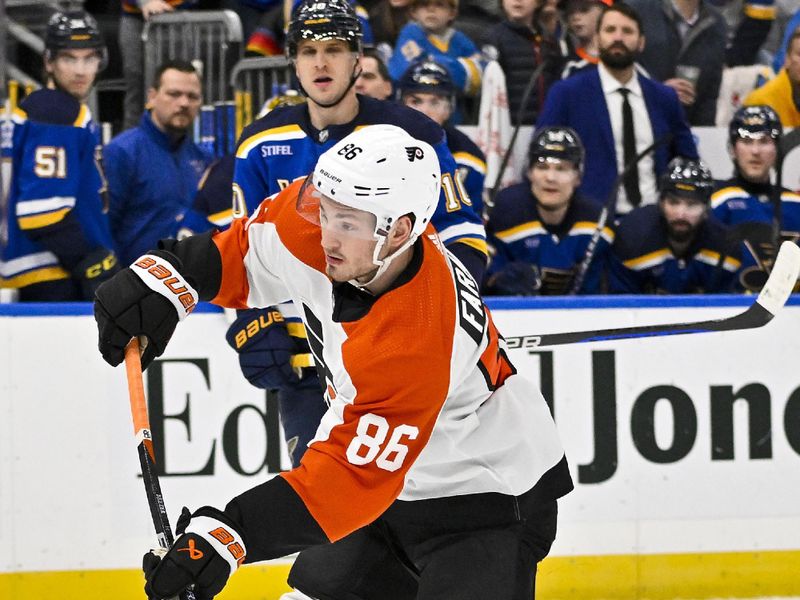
[
  {"left": 297, "top": 124, "right": 441, "bottom": 285},
  {"left": 303, "top": 125, "right": 440, "bottom": 237}
]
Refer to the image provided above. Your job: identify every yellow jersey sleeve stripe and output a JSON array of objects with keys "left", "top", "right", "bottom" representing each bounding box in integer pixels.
[
  {"left": 744, "top": 5, "right": 775, "bottom": 19},
  {"left": 208, "top": 208, "right": 234, "bottom": 226},
  {"left": 18, "top": 207, "right": 71, "bottom": 230},
  {"left": 453, "top": 152, "right": 487, "bottom": 175},
  {"left": 454, "top": 237, "right": 489, "bottom": 255},
  {"left": 623, "top": 248, "right": 671, "bottom": 270},
  {"left": 496, "top": 220, "right": 545, "bottom": 241},
  {"left": 0, "top": 266, "right": 69, "bottom": 288},
  {"left": 236, "top": 124, "right": 305, "bottom": 158}
]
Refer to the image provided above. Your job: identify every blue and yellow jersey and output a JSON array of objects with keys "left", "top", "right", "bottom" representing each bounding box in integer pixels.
[
  {"left": 388, "top": 23, "right": 484, "bottom": 96},
  {"left": 445, "top": 124, "right": 486, "bottom": 219},
  {"left": 485, "top": 182, "right": 612, "bottom": 295},
  {"left": 233, "top": 94, "right": 486, "bottom": 260},
  {"left": 610, "top": 204, "right": 740, "bottom": 294},
  {"left": 711, "top": 178, "right": 800, "bottom": 232},
  {"left": 1, "top": 89, "right": 114, "bottom": 290},
  {"left": 710, "top": 177, "right": 800, "bottom": 291}
]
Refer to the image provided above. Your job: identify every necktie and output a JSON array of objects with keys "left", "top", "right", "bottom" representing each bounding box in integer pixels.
[{"left": 618, "top": 88, "right": 641, "bottom": 207}]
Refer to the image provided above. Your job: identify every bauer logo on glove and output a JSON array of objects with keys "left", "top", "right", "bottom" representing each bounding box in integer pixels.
[{"left": 133, "top": 254, "right": 198, "bottom": 318}]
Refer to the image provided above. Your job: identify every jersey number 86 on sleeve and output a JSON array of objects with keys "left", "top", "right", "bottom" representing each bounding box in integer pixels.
[{"left": 346, "top": 413, "right": 419, "bottom": 472}]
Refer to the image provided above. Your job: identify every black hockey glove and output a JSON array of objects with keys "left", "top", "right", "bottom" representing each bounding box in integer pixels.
[
  {"left": 143, "top": 506, "right": 246, "bottom": 600},
  {"left": 487, "top": 262, "right": 542, "bottom": 296},
  {"left": 94, "top": 251, "right": 198, "bottom": 369},
  {"left": 72, "top": 247, "right": 121, "bottom": 300},
  {"left": 225, "top": 307, "right": 301, "bottom": 391}
]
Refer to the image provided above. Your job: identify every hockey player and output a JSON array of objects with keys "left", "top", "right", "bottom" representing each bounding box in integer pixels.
[
  {"left": 226, "top": 0, "right": 487, "bottom": 468},
  {"left": 94, "top": 125, "right": 573, "bottom": 600},
  {"left": 484, "top": 126, "right": 612, "bottom": 295},
  {"left": 0, "top": 10, "right": 119, "bottom": 300},
  {"left": 610, "top": 156, "right": 741, "bottom": 294},
  {"left": 711, "top": 105, "right": 800, "bottom": 291},
  {"left": 398, "top": 57, "right": 487, "bottom": 218}
]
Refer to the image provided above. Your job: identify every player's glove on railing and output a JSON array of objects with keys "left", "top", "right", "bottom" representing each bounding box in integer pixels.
[
  {"left": 486, "top": 262, "right": 542, "bottom": 296},
  {"left": 225, "top": 307, "right": 301, "bottom": 391},
  {"left": 143, "top": 506, "right": 246, "bottom": 600},
  {"left": 94, "top": 251, "right": 198, "bottom": 369},
  {"left": 73, "top": 247, "right": 121, "bottom": 300}
]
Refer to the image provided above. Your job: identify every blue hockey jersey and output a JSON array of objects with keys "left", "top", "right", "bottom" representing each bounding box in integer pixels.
[
  {"left": 388, "top": 23, "right": 484, "bottom": 95},
  {"left": 233, "top": 94, "right": 486, "bottom": 258},
  {"left": 711, "top": 176, "right": 800, "bottom": 289},
  {"left": 1, "top": 89, "right": 114, "bottom": 290},
  {"left": 445, "top": 124, "right": 486, "bottom": 219},
  {"left": 609, "top": 204, "right": 741, "bottom": 294},
  {"left": 485, "top": 181, "right": 613, "bottom": 295}
]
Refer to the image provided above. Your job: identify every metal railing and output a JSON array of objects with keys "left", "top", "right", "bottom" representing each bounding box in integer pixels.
[
  {"left": 229, "top": 55, "right": 295, "bottom": 140},
  {"left": 142, "top": 10, "right": 244, "bottom": 104}
]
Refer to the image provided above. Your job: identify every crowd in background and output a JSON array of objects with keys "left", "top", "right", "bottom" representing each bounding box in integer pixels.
[{"left": 2, "top": 0, "right": 800, "bottom": 302}]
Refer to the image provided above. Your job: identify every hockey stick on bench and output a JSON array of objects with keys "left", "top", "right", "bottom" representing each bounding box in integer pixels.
[
  {"left": 124, "top": 339, "right": 196, "bottom": 600},
  {"left": 505, "top": 240, "right": 800, "bottom": 349}
]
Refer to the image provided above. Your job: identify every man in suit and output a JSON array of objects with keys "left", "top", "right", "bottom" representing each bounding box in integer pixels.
[{"left": 536, "top": 2, "right": 698, "bottom": 215}]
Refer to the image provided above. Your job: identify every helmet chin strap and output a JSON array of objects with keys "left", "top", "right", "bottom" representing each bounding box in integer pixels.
[{"left": 349, "top": 234, "right": 417, "bottom": 291}]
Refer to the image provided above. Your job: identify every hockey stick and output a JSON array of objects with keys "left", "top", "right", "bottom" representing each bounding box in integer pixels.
[
  {"left": 569, "top": 133, "right": 673, "bottom": 294},
  {"left": 505, "top": 240, "right": 800, "bottom": 349},
  {"left": 124, "top": 339, "right": 196, "bottom": 600}
]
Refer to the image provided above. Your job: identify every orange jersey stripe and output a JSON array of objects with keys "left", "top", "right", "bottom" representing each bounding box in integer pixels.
[{"left": 282, "top": 233, "right": 456, "bottom": 541}]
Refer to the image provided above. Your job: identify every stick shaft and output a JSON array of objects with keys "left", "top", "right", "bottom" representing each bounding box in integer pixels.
[{"left": 124, "top": 339, "right": 197, "bottom": 600}]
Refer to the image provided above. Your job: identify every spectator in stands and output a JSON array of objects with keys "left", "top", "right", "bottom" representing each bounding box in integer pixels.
[
  {"left": 119, "top": 0, "right": 198, "bottom": 130},
  {"left": 771, "top": 7, "right": 800, "bottom": 72},
  {"left": 1, "top": 10, "right": 120, "bottom": 301},
  {"left": 610, "top": 157, "right": 741, "bottom": 293},
  {"left": 398, "top": 58, "right": 488, "bottom": 216},
  {"left": 388, "top": 0, "right": 484, "bottom": 97},
  {"left": 745, "top": 26, "right": 800, "bottom": 126},
  {"left": 104, "top": 60, "right": 212, "bottom": 266},
  {"left": 369, "top": 0, "right": 414, "bottom": 50},
  {"left": 711, "top": 105, "right": 800, "bottom": 291},
  {"left": 726, "top": 0, "right": 777, "bottom": 66},
  {"left": 483, "top": 0, "right": 565, "bottom": 124},
  {"left": 537, "top": 2, "right": 698, "bottom": 214},
  {"left": 243, "top": 0, "right": 374, "bottom": 56},
  {"left": 484, "top": 126, "right": 612, "bottom": 295},
  {"left": 561, "top": 0, "right": 612, "bottom": 78},
  {"left": 626, "top": 0, "right": 727, "bottom": 126},
  {"left": 355, "top": 49, "right": 395, "bottom": 99}
]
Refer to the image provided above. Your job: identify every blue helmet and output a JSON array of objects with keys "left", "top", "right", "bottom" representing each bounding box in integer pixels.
[
  {"left": 397, "top": 58, "right": 457, "bottom": 100},
  {"left": 728, "top": 105, "right": 782, "bottom": 145},
  {"left": 528, "top": 127, "right": 585, "bottom": 172},
  {"left": 45, "top": 9, "right": 107, "bottom": 69},
  {"left": 660, "top": 157, "right": 714, "bottom": 202},
  {"left": 286, "top": 0, "right": 362, "bottom": 58}
]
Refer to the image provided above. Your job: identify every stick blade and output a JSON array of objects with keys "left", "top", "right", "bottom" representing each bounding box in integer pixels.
[{"left": 756, "top": 241, "right": 800, "bottom": 316}]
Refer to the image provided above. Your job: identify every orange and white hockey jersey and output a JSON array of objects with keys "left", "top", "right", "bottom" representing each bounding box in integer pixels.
[{"left": 185, "top": 178, "right": 571, "bottom": 559}]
